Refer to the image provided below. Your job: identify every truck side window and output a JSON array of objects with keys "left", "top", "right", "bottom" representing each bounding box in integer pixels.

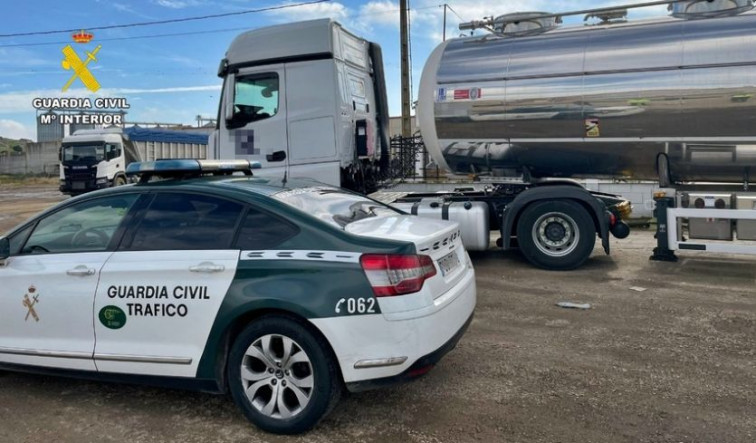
[
  {"left": 232, "top": 74, "right": 279, "bottom": 127},
  {"left": 105, "top": 143, "right": 121, "bottom": 160}
]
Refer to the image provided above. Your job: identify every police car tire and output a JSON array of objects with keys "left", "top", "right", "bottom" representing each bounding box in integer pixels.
[{"left": 227, "top": 315, "right": 342, "bottom": 435}]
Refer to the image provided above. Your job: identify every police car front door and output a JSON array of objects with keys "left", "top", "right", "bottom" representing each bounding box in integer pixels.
[
  {"left": 93, "top": 192, "right": 240, "bottom": 377},
  {"left": 0, "top": 195, "right": 138, "bottom": 371}
]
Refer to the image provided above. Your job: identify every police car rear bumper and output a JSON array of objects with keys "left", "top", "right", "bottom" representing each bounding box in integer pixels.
[
  {"left": 344, "top": 311, "right": 473, "bottom": 393},
  {"left": 310, "top": 266, "right": 476, "bottom": 387}
]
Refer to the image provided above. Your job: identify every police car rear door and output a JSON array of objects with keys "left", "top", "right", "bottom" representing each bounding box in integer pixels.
[{"left": 93, "top": 192, "right": 241, "bottom": 377}]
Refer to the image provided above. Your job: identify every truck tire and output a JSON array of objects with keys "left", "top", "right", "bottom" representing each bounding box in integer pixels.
[
  {"left": 516, "top": 200, "right": 596, "bottom": 270},
  {"left": 227, "top": 315, "right": 342, "bottom": 434},
  {"left": 114, "top": 175, "right": 126, "bottom": 187}
]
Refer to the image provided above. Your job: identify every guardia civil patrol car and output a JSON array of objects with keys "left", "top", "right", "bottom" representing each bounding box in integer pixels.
[{"left": 0, "top": 159, "right": 476, "bottom": 434}]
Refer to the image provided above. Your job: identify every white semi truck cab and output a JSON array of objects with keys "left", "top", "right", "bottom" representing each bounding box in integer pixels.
[
  {"left": 211, "top": 19, "right": 390, "bottom": 193},
  {"left": 59, "top": 128, "right": 140, "bottom": 195}
]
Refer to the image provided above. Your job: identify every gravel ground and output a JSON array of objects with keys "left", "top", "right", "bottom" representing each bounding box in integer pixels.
[{"left": 1, "top": 185, "right": 754, "bottom": 443}]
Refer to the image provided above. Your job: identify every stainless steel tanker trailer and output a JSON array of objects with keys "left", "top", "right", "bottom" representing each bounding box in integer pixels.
[
  {"left": 406, "top": 0, "right": 756, "bottom": 267},
  {"left": 211, "top": 0, "right": 756, "bottom": 269}
]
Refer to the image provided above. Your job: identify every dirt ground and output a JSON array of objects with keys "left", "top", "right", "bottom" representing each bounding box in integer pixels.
[{"left": 0, "top": 184, "right": 754, "bottom": 443}]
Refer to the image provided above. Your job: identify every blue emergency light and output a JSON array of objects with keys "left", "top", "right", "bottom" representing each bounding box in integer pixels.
[{"left": 126, "top": 159, "right": 261, "bottom": 181}]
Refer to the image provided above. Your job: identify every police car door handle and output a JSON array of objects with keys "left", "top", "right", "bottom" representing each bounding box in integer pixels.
[
  {"left": 66, "top": 266, "right": 96, "bottom": 276},
  {"left": 189, "top": 262, "right": 225, "bottom": 273}
]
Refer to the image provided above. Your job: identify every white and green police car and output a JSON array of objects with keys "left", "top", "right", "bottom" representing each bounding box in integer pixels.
[{"left": 0, "top": 160, "right": 476, "bottom": 434}]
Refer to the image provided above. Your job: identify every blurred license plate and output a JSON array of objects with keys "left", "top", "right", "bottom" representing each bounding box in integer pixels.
[
  {"left": 438, "top": 251, "right": 460, "bottom": 276},
  {"left": 72, "top": 182, "right": 85, "bottom": 190}
]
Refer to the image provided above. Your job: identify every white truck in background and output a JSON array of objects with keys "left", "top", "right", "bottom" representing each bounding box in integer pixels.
[
  {"left": 209, "top": 1, "right": 756, "bottom": 270},
  {"left": 60, "top": 127, "right": 210, "bottom": 195},
  {"left": 59, "top": 128, "right": 140, "bottom": 195}
]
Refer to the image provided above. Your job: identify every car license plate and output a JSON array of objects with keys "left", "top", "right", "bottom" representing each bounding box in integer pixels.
[
  {"left": 72, "top": 182, "right": 85, "bottom": 190},
  {"left": 438, "top": 251, "right": 461, "bottom": 276}
]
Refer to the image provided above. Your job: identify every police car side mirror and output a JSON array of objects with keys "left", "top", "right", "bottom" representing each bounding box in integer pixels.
[{"left": 0, "top": 237, "right": 9, "bottom": 260}]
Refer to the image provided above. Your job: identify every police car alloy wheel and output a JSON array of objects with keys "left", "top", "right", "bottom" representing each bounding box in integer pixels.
[{"left": 228, "top": 315, "right": 342, "bottom": 434}]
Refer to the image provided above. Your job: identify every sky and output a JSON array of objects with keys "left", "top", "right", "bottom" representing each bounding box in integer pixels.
[{"left": 0, "top": 0, "right": 668, "bottom": 141}]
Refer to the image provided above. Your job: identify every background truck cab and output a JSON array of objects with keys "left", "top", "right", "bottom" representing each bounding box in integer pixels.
[
  {"left": 211, "top": 19, "right": 390, "bottom": 192},
  {"left": 59, "top": 128, "right": 140, "bottom": 195}
]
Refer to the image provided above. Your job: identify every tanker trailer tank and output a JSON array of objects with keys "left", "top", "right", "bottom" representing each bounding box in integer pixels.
[{"left": 417, "top": 5, "right": 756, "bottom": 185}]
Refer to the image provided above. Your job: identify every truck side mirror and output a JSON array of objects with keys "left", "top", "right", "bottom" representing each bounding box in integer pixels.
[
  {"left": 0, "top": 237, "right": 9, "bottom": 260},
  {"left": 224, "top": 73, "right": 236, "bottom": 125}
]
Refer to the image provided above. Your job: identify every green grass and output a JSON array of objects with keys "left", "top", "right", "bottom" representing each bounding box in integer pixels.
[
  {"left": 0, "top": 136, "right": 27, "bottom": 156},
  {"left": 0, "top": 175, "right": 58, "bottom": 186}
]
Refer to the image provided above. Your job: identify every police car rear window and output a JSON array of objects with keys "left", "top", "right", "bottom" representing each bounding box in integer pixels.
[
  {"left": 125, "top": 193, "right": 243, "bottom": 250},
  {"left": 272, "top": 187, "right": 399, "bottom": 229},
  {"left": 234, "top": 207, "right": 298, "bottom": 249}
]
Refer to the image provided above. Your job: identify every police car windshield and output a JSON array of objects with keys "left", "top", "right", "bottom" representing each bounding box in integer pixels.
[{"left": 272, "top": 187, "right": 400, "bottom": 228}]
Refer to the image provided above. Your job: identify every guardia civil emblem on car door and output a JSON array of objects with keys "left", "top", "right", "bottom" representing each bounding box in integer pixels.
[{"left": 22, "top": 285, "right": 40, "bottom": 322}]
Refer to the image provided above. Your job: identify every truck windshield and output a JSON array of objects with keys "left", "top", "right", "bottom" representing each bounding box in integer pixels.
[
  {"left": 61, "top": 144, "right": 105, "bottom": 162},
  {"left": 272, "top": 187, "right": 400, "bottom": 229}
]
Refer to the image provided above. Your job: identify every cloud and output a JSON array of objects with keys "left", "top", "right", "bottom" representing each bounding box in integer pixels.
[
  {"left": 154, "top": 0, "right": 193, "bottom": 8},
  {"left": 264, "top": 1, "right": 349, "bottom": 22},
  {"left": 166, "top": 55, "right": 202, "bottom": 67},
  {"left": 112, "top": 2, "right": 158, "bottom": 19},
  {"left": 0, "top": 85, "right": 221, "bottom": 114},
  {"left": 0, "top": 119, "right": 35, "bottom": 141},
  {"left": 0, "top": 48, "right": 53, "bottom": 68},
  {"left": 359, "top": 1, "right": 399, "bottom": 27}
]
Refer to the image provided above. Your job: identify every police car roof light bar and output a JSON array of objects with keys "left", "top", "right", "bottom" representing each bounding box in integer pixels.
[{"left": 126, "top": 159, "right": 261, "bottom": 182}]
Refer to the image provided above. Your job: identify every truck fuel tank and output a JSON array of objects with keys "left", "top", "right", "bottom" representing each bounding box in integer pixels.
[{"left": 391, "top": 199, "right": 491, "bottom": 251}]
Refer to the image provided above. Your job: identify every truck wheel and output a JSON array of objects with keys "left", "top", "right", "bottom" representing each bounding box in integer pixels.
[
  {"left": 516, "top": 200, "right": 596, "bottom": 270},
  {"left": 227, "top": 315, "right": 342, "bottom": 435},
  {"left": 114, "top": 175, "right": 126, "bottom": 187}
]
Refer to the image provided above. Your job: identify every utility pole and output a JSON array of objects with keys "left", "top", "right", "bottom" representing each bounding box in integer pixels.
[
  {"left": 442, "top": 3, "right": 447, "bottom": 41},
  {"left": 400, "top": 0, "right": 411, "bottom": 138}
]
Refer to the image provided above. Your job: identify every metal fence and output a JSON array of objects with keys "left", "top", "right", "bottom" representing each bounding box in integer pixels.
[{"left": 386, "top": 134, "right": 425, "bottom": 182}]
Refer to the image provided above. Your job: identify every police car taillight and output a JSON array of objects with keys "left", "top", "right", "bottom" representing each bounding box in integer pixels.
[{"left": 360, "top": 254, "right": 437, "bottom": 297}]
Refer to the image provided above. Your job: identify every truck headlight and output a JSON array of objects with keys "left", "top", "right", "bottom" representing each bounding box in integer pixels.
[{"left": 96, "top": 177, "right": 108, "bottom": 185}]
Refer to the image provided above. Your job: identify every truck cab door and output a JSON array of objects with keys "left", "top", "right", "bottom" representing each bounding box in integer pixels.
[{"left": 222, "top": 66, "right": 288, "bottom": 179}]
